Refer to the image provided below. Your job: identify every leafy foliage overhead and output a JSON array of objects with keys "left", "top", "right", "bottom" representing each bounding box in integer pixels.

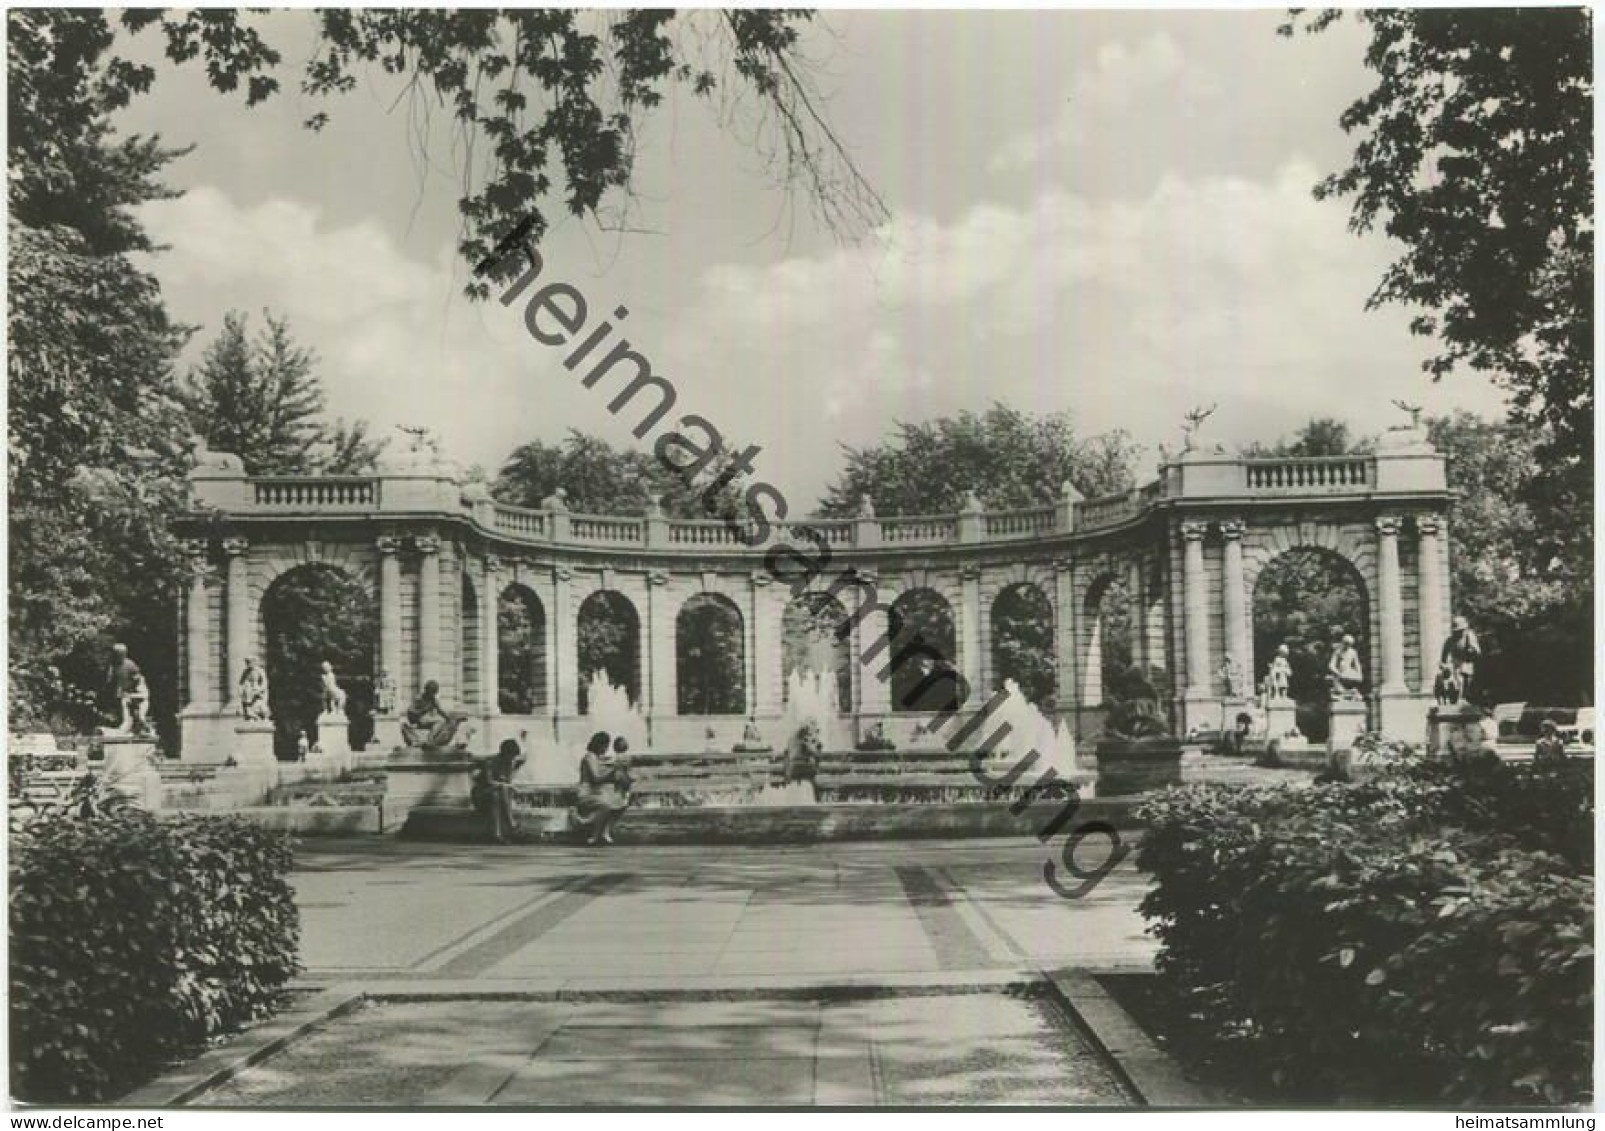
[
  {"left": 1287, "top": 8, "right": 1593, "bottom": 466},
  {"left": 817, "top": 404, "right": 1140, "bottom": 517}
]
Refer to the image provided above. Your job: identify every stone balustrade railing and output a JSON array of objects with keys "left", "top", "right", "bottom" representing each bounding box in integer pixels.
[{"left": 193, "top": 448, "right": 1445, "bottom": 551}]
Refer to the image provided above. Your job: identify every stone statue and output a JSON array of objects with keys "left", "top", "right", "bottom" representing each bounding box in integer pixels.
[
  {"left": 401, "top": 680, "right": 469, "bottom": 750},
  {"left": 374, "top": 669, "right": 398, "bottom": 714},
  {"left": 1263, "top": 644, "right": 1293, "bottom": 703},
  {"left": 1439, "top": 615, "right": 1481, "bottom": 704},
  {"left": 1328, "top": 634, "right": 1364, "bottom": 700},
  {"left": 187, "top": 434, "right": 245, "bottom": 474},
  {"left": 858, "top": 495, "right": 876, "bottom": 518},
  {"left": 1218, "top": 653, "right": 1246, "bottom": 699},
  {"left": 319, "top": 661, "right": 347, "bottom": 716},
  {"left": 102, "top": 643, "right": 151, "bottom": 736},
  {"left": 238, "top": 657, "right": 270, "bottom": 721},
  {"left": 734, "top": 718, "right": 771, "bottom": 753}
]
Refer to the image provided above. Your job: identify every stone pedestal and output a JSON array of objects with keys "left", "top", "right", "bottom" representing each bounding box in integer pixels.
[
  {"left": 1427, "top": 705, "right": 1494, "bottom": 759},
  {"left": 97, "top": 737, "right": 162, "bottom": 809},
  {"left": 1326, "top": 699, "right": 1368, "bottom": 756},
  {"left": 233, "top": 722, "right": 277, "bottom": 767},
  {"left": 1263, "top": 698, "right": 1298, "bottom": 741},
  {"left": 317, "top": 714, "right": 350, "bottom": 757},
  {"left": 1219, "top": 697, "right": 1253, "bottom": 732},
  {"left": 381, "top": 751, "right": 478, "bottom": 828}
]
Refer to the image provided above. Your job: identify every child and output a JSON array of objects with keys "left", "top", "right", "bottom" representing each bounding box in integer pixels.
[{"left": 1534, "top": 720, "right": 1567, "bottom": 763}]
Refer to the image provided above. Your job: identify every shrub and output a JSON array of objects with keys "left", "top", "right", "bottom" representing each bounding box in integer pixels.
[
  {"left": 10, "top": 810, "right": 301, "bottom": 1102},
  {"left": 1136, "top": 761, "right": 1593, "bottom": 1105}
]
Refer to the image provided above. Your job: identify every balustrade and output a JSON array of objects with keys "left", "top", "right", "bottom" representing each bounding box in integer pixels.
[{"left": 252, "top": 478, "right": 378, "bottom": 508}]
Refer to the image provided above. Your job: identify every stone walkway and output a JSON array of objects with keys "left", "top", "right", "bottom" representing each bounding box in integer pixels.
[{"left": 291, "top": 835, "right": 1156, "bottom": 983}]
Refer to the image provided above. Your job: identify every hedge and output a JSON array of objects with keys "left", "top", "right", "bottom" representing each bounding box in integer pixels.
[
  {"left": 10, "top": 809, "right": 301, "bottom": 1102},
  {"left": 1135, "top": 759, "right": 1593, "bottom": 1105}
]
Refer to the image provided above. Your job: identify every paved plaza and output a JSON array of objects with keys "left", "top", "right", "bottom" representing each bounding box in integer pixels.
[
  {"left": 291, "top": 835, "right": 1155, "bottom": 983},
  {"left": 132, "top": 835, "right": 1170, "bottom": 1107}
]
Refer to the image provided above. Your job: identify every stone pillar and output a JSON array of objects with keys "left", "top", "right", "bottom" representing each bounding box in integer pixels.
[
  {"left": 480, "top": 557, "right": 501, "bottom": 713},
  {"left": 959, "top": 565, "right": 983, "bottom": 695},
  {"left": 182, "top": 541, "right": 213, "bottom": 711},
  {"left": 1053, "top": 559, "right": 1077, "bottom": 719},
  {"left": 1375, "top": 516, "right": 1406, "bottom": 694},
  {"left": 1125, "top": 557, "right": 1146, "bottom": 674},
  {"left": 1416, "top": 514, "right": 1446, "bottom": 688},
  {"left": 376, "top": 536, "right": 404, "bottom": 695},
  {"left": 646, "top": 571, "right": 674, "bottom": 727},
  {"left": 856, "top": 570, "right": 892, "bottom": 716},
  {"left": 223, "top": 537, "right": 251, "bottom": 707},
  {"left": 751, "top": 573, "right": 781, "bottom": 717},
  {"left": 1181, "top": 521, "right": 1210, "bottom": 700},
  {"left": 415, "top": 534, "right": 442, "bottom": 692},
  {"left": 1220, "top": 519, "right": 1250, "bottom": 687},
  {"left": 553, "top": 566, "right": 577, "bottom": 717}
]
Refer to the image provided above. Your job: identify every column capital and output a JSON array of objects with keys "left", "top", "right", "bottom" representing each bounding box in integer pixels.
[
  {"left": 1180, "top": 519, "right": 1209, "bottom": 543},
  {"left": 750, "top": 571, "right": 773, "bottom": 588},
  {"left": 1416, "top": 513, "right": 1443, "bottom": 537},
  {"left": 221, "top": 536, "right": 250, "bottom": 557},
  {"left": 483, "top": 555, "right": 505, "bottom": 574},
  {"left": 1374, "top": 514, "right": 1403, "bottom": 538},
  {"left": 414, "top": 534, "right": 442, "bottom": 555},
  {"left": 959, "top": 563, "right": 982, "bottom": 582},
  {"left": 1053, "top": 557, "right": 1074, "bottom": 574},
  {"left": 646, "top": 569, "right": 670, "bottom": 586},
  {"left": 1219, "top": 518, "right": 1246, "bottom": 541},
  {"left": 375, "top": 534, "right": 404, "bottom": 556},
  {"left": 554, "top": 565, "right": 573, "bottom": 582}
]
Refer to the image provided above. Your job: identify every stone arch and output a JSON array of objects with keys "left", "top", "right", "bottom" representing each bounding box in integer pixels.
[
  {"left": 887, "top": 587, "right": 960, "bottom": 713},
  {"left": 258, "top": 561, "right": 377, "bottom": 758},
  {"left": 676, "top": 592, "right": 746, "bottom": 715},
  {"left": 1249, "top": 542, "right": 1373, "bottom": 741},
  {"left": 577, "top": 588, "right": 641, "bottom": 712},
  {"left": 990, "top": 580, "right": 1056, "bottom": 705},
  {"left": 782, "top": 591, "right": 852, "bottom": 713},
  {"left": 498, "top": 582, "right": 547, "bottom": 713}
]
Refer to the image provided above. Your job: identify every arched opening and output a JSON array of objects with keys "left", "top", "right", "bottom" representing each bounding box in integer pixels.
[
  {"left": 1252, "top": 547, "right": 1370, "bottom": 742},
  {"left": 676, "top": 593, "right": 746, "bottom": 715},
  {"left": 498, "top": 584, "right": 547, "bottom": 713},
  {"left": 990, "top": 582, "right": 1056, "bottom": 707},
  {"left": 1083, "top": 574, "right": 1132, "bottom": 706},
  {"left": 781, "top": 592, "right": 852, "bottom": 713},
  {"left": 260, "top": 563, "right": 376, "bottom": 758},
  {"left": 887, "top": 588, "right": 961, "bottom": 713},
  {"left": 577, "top": 589, "right": 640, "bottom": 712}
]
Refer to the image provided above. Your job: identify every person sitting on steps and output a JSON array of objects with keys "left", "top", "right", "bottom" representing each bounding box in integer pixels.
[{"left": 571, "top": 731, "right": 632, "bottom": 845}]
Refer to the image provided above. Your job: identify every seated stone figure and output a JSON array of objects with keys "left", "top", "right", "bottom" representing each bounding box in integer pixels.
[{"left": 401, "top": 680, "right": 469, "bottom": 750}]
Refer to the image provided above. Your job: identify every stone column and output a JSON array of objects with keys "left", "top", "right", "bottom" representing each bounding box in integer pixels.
[
  {"left": 1375, "top": 516, "right": 1407, "bottom": 694},
  {"left": 1181, "top": 520, "right": 1210, "bottom": 699},
  {"left": 376, "top": 536, "right": 404, "bottom": 695},
  {"left": 553, "top": 566, "right": 577, "bottom": 717},
  {"left": 751, "top": 573, "right": 780, "bottom": 717},
  {"left": 646, "top": 571, "right": 674, "bottom": 724},
  {"left": 1220, "top": 519, "right": 1250, "bottom": 688},
  {"left": 959, "top": 564, "right": 983, "bottom": 695},
  {"left": 1417, "top": 514, "right": 1446, "bottom": 687},
  {"left": 1125, "top": 557, "right": 1146, "bottom": 674},
  {"left": 856, "top": 570, "right": 892, "bottom": 716},
  {"left": 222, "top": 537, "right": 251, "bottom": 706},
  {"left": 415, "top": 534, "right": 442, "bottom": 692},
  {"left": 183, "top": 541, "right": 213, "bottom": 710},
  {"left": 480, "top": 557, "right": 501, "bottom": 713},
  {"left": 1053, "top": 559, "right": 1077, "bottom": 716}
]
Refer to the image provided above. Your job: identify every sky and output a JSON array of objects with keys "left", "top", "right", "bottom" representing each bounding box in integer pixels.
[{"left": 120, "top": 8, "right": 1511, "bottom": 508}]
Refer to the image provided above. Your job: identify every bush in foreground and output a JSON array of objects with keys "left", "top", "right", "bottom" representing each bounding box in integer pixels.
[
  {"left": 10, "top": 809, "right": 301, "bottom": 1102},
  {"left": 1135, "top": 760, "right": 1593, "bottom": 1105}
]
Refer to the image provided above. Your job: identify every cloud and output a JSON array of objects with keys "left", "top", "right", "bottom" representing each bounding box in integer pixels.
[{"left": 989, "top": 33, "right": 1223, "bottom": 174}]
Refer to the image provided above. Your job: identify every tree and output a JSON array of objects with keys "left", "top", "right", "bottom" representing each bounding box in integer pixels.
[
  {"left": 82, "top": 9, "right": 885, "bottom": 291},
  {"left": 816, "top": 404, "right": 1140, "bottom": 517},
  {"left": 7, "top": 10, "right": 196, "bottom": 732},
  {"left": 179, "top": 311, "right": 386, "bottom": 475},
  {"left": 493, "top": 430, "right": 745, "bottom": 518},
  {"left": 1241, "top": 416, "right": 1374, "bottom": 458},
  {"left": 1286, "top": 9, "right": 1593, "bottom": 470}
]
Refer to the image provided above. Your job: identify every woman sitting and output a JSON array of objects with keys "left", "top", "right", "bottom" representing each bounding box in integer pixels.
[
  {"left": 472, "top": 737, "right": 525, "bottom": 844},
  {"left": 571, "top": 731, "right": 632, "bottom": 845}
]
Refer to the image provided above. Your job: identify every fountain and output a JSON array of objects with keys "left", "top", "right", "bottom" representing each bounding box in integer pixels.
[
  {"left": 582, "top": 671, "right": 647, "bottom": 754},
  {"left": 985, "top": 679, "right": 1094, "bottom": 795}
]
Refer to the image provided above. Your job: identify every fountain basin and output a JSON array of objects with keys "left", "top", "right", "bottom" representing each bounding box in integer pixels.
[{"left": 1094, "top": 737, "right": 1184, "bottom": 795}]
